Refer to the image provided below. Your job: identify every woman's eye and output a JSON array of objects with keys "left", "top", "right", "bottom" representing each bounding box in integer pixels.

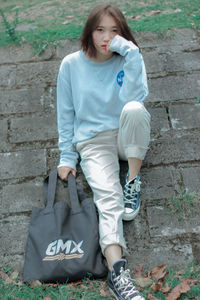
[{"left": 96, "top": 28, "right": 103, "bottom": 32}]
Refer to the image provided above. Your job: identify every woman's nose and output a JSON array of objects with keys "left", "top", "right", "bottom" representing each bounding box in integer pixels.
[{"left": 103, "top": 31, "right": 111, "bottom": 41}]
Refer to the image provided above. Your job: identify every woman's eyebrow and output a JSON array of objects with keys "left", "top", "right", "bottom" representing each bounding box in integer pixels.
[{"left": 97, "top": 25, "right": 118, "bottom": 28}]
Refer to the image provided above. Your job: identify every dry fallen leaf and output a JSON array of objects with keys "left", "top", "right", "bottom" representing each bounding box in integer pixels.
[
  {"left": 150, "top": 264, "right": 168, "bottom": 281},
  {"left": 166, "top": 278, "right": 190, "bottom": 300},
  {"left": 100, "top": 288, "right": 107, "bottom": 297},
  {"left": 44, "top": 283, "right": 59, "bottom": 288},
  {"left": 30, "top": 280, "right": 42, "bottom": 288},
  {"left": 135, "top": 277, "right": 153, "bottom": 288},
  {"left": 131, "top": 15, "right": 141, "bottom": 20},
  {"left": 160, "top": 282, "right": 171, "bottom": 294},
  {"left": 135, "top": 264, "right": 144, "bottom": 278},
  {"left": 151, "top": 282, "right": 163, "bottom": 292},
  {"left": 148, "top": 293, "right": 160, "bottom": 300},
  {"left": 66, "top": 280, "right": 82, "bottom": 287},
  {"left": 147, "top": 10, "right": 161, "bottom": 16},
  {"left": 10, "top": 271, "right": 19, "bottom": 280}
]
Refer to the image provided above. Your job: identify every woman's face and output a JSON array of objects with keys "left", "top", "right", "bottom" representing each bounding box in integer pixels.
[{"left": 92, "top": 14, "right": 120, "bottom": 62}]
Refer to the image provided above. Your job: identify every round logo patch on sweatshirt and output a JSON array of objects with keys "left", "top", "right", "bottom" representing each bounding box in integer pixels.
[{"left": 117, "top": 70, "right": 124, "bottom": 87}]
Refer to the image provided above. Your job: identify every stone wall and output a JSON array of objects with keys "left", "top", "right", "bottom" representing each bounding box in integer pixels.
[{"left": 0, "top": 29, "right": 200, "bottom": 273}]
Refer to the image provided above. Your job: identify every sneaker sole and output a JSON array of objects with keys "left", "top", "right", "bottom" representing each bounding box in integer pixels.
[
  {"left": 109, "top": 287, "right": 119, "bottom": 299},
  {"left": 122, "top": 205, "right": 140, "bottom": 221},
  {"left": 109, "top": 287, "right": 145, "bottom": 300}
]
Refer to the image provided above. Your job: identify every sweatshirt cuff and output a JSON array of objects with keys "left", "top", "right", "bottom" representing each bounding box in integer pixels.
[
  {"left": 57, "top": 161, "right": 77, "bottom": 171},
  {"left": 109, "top": 35, "right": 139, "bottom": 56}
]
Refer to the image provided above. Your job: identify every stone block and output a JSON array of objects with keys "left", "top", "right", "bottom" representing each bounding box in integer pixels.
[
  {"left": 0, "top": 65, "right": 16, "bottom": 88},
  {"left": 141, "top": 167, "right": 174, "bottom": 201},
  {"left": 169, "top": 103, "right": 200, "bottom": 130},
  {"left": 147, "top": 206, "right": 200, "bottom": 238},
  {"left": 148, "top": 107, "right": 170, "bottom": 133},
  {"left": 165, "top": 52, "right": 200, "bottom": 73},
  {"left": 0, "top": 179, "right": 44, "bottom": 214},
  {"left": 181, "top": 167, "right": 200, "bottom": 192},
  {"left": 0, "top": 119, "right": 9, "bottom": 151},
  {"left": 0, "top": 215, "right": 30, "bottom": 255},
  {"left": 0, "top": 44, "right": 54, "bottom": 64},
  {"left": 56, "top": 39, "right": 80, "bottom": 59},
  {"left": 0, "top": 150, "right": 46, "bottom": 180},
  {"left": 0, "top": 88, "right": 45, "bottom": 114},
  {"left": 142, "top": 52, "right": 166, "bottom": 74},
  {"left": 47, "top": 148, "right": 60, "bottom": 172},
  {"left": 10, "top": 114, "right": 58, "bottom": 143},
  {"left": 0, "top": 254, "right": 24, "bottom": 273},
  {"left": 127, "top": 243, "right": 194, "bottom": 272},
  {"left": 15, "top": 61, "right": 59, "bottom": 87},
  {"left": 137, "top": 28, "right": 199, "bottom": 49},
  {"left": 145, "top": 132, "right": 200, "bottom": 165},
  {"left": 147, "top": 74, "right": 200, "bottom": 102}
]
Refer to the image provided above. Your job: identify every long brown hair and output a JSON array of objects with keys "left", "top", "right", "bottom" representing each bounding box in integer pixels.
[{"left": 81, "top": 4, "right": 139, "bottom": 58}]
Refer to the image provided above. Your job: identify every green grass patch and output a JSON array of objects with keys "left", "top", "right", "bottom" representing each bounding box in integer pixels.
[
  {"left": 167, "top": 188, "right": 200, "bottom": 221},
  {"left": 146, "top": 263, "right": 200, "bottom": 299},
  {"left": 1, "top": 262, "right": 200, "bottom": 299},
  {"left": 0, "top": 0, "right": 200, "bottom": 53}
]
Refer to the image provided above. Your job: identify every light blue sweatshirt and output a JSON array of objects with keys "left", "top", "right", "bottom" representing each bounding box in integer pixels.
[{"left": 57, "top": 35, "right": 148, "bottom": 170}]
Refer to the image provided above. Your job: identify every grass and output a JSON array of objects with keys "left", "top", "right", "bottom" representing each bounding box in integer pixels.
[
  {"left": 167, "top": 188, "right": 200, "bottom": 221},
  {"left": 0, "top": 0, "right": 200, "bottom": 53},
  {"left": 1, "top": 262, "right": 200, "bottom": 299}
]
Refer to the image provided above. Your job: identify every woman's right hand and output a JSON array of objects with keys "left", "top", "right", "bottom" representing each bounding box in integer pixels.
[{"left": 57, "top": 166, "right": 76, "bottom": 181}]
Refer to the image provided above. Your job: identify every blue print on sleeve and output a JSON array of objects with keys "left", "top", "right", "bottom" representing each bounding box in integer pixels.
[{"left": 117, "top": 70, "right": 124, "bottom": 87}]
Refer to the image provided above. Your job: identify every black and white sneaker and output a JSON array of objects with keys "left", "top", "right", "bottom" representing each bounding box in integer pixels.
[
  {"left": 123, "top": 173, "right": 141, "bottom": 221},
  {"left": 107, "top": 259, "right": 145, "bottom": 300}
]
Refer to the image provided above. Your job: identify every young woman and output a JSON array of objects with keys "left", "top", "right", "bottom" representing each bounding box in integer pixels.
[{"left": 57, "top": 4, "right": 150, "bottom": 300}]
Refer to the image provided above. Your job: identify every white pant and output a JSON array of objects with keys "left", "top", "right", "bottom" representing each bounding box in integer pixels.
[{"left": 76, "top": 101, "right": 151, "bottom": 254}]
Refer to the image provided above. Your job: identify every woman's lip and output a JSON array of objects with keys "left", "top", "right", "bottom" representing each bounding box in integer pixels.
[{"left": 101, "top": 45, "right": 107, "bottom": 49}]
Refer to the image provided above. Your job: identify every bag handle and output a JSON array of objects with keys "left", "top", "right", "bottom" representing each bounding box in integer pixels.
[{"left": 45, "top": 169, "right": 82, "bottom": 214}]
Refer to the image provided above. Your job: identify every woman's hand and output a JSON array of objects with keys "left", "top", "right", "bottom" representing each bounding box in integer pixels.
[{"left": 58, "top": 166, "right": 76, "bottom": 181}]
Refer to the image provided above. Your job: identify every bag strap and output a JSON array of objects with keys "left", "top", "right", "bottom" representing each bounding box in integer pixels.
[
  {"left": 67, "top": 173, "right": 82, "bottom": 214},
  {"left": 45, "top": 169, "right": 58, "bottom": 209},
  {"left": 45, "top": 169, "right": 82, "bottom": 214}
]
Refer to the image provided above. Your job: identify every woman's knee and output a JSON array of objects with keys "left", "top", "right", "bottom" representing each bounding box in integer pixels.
[{"left": 121, "top": 101, "right": 150, "bottom": 123}]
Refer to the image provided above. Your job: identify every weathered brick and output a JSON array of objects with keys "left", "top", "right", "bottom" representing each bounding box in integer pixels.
[
  {"left": 137, "top": 28, "right": 199, "bottom": 48},
  {"left": 0, "top": 88, "right": 45, "bottom": 114},
  {"left": 147, "top": 206, "right": 200, "bottom": 238},
  {"left": 56, "top": 39, "right": 80, "bottom": 59},
  {"left": 127, "top": 243, "right": 194, "bottom": 272},
  {"left": 0, "top": 254, "right": 24, "bottom": 273},
  {"left": 10, "top": 114, "right": 58, "bottom": 143},
  {"left": 141, "top": 167, "right": 174, "bottom": 200},
  {"left": 0, "top": 65, "right": 16, "bottom": 88},
  {"left": 145, "top": 133, "right": 200, "bottom": 165},
  {"left": 169, "top": 103, "right": 200, "bottom": 130},
  {"left": 181, "top": 167, "right": 200, "bottom": 192},
  {"left": 15, "top": 61, "right": 59, "bottom": 86},
  {"left": 0, "top": 179, "right": 44, "bottom": 214},
  {"left": 148, "top": 107, "right": 170, "bottom": 133},
  {"left": 47, "top": 148, "right": 60, "bottom": 172},
  {"left": 165, "top": 52, "right": 200, "bottom": 73},
  {"left": 0, "top": 215, "right": 29, "bottom": 255},
  {"left": 0, "top": 44, "right": 54, "bottom": 64},
  {"left": 143, "top": 52, "right": 166, "bottom": 74},
  {"left": 147, "top": 74, "right": 200, "bottom": 102},
  {"left": 0, "top": 119, "right": 9, "bottom": 151},
  {"left": 0, "top": 150, "right": 46, "bottom": 179}
]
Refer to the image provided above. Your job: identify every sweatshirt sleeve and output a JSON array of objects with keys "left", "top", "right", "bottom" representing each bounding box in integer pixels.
[
  {"left": 109, "top": 35, "right": 148, "bottom": 103},
  {"left": 57, "top": 61, "right": 79, "bottom": 170}
]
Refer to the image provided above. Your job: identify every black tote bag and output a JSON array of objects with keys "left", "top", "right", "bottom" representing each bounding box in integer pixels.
[{"left": 23, "top": 169, "right": 107, "bottom": 283}]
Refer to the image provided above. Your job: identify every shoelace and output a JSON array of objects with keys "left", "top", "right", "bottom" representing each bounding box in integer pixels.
[
  {"left": 124, "top": 180, "right": 141, "bottom": 205},
  {"left": 113, "top": 267, "right": 139, "bottom": 299}
]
